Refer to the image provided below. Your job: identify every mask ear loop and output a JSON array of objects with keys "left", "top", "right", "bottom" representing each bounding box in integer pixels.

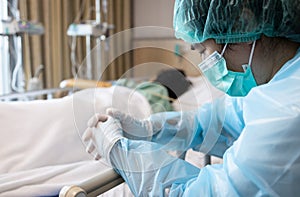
[
  {"left": 242, "top": 40, "right": 256, "bottom": 72},
  {"left": 221, "top": 43, "right": 228, "bottom": 56}
]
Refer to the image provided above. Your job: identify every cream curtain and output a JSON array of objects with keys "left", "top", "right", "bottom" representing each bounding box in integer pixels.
[{"left": 19, "top": 0, "right": 132, "bottom": 89}]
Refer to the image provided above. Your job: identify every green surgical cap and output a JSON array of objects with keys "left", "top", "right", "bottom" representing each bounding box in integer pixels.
[{"left": 173, "top": 0, "right": 300, "bottom": 44}]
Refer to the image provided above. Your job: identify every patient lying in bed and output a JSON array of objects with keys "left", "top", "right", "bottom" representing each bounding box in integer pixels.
[
  {"left": 0, "top": 73, "right": 223, "bottom": 196},
  {"left": 0, "top": 86, "right": 151, "bottom": 196}
]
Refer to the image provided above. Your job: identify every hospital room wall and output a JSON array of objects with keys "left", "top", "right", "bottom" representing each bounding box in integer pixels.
[{"left": 132, "top": 0, "right": 201, "bottom": 79}]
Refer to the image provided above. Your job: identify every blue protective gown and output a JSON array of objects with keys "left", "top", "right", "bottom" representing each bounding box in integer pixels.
[{"left": 110, "top": 49, "right": 300, "bottom": 196}]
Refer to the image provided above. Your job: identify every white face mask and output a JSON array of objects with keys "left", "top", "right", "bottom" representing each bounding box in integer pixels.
[{"left": 198, "top": 41, "right": 257, "bottom": 96}]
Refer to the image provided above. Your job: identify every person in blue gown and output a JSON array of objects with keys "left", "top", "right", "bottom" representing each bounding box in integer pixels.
[{"left": 82, "top": 0, "right": 300, "bottom": 196}]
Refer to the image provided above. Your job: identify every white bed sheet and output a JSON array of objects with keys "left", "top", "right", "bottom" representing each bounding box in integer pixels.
[{"left": 0, "top": 86, "right": 151, "bottom": 197}]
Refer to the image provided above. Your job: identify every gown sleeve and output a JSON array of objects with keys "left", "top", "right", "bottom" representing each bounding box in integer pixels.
[{"left": 147, "top": 95, "right": 244, "bottom": 157}]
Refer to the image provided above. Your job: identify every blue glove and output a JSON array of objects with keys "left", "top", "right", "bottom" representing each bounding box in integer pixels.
[{"left": 82, "top": 114, "right": 124, "bottom": 165}]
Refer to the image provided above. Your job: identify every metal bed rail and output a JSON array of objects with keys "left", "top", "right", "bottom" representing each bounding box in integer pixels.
[
  {"left": 0, "top": 87, "right": 75, "bottom": 101},
  {"left": 59, "top": 168, "right": 124, "bottom": 197}
]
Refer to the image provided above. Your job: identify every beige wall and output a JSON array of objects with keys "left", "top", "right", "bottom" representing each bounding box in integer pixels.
[
  {"left": 133, "top": 39, "right": 202, "bottom": 78},
  {"left": 133, "top": 0, "right": 174, "bottom": 28},
  {"left": 132, "top": 1, "right": 202, "bottom": 78}
]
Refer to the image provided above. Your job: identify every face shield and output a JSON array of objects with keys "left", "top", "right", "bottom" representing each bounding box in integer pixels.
[{"left": 198, "top": 41, "right": 257, "bottom": 96}]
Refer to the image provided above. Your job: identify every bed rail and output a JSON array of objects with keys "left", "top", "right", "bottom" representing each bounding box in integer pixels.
[
  {"left": 0, "top": 87, "right": 74, "bottom": 101},
  {"left": 59, "top": 168, "right": 124, "bottom": 197}
]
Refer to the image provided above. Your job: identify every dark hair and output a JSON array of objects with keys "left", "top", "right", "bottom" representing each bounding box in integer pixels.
[{"left": 154, "top": 69, "right": 192, "bottom": 100}]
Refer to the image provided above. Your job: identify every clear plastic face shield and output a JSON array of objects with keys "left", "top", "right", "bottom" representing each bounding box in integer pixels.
[{"left": 198, "top": 41, "right": 257, "bottom": 96}]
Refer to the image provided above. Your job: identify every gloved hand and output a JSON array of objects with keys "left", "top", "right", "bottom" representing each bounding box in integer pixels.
[
  {"left": 106, "top": 108, "right": 162, "bottom": 140},
  {"left": 82, "top": 113, "right": 124, "bottom": 164}
]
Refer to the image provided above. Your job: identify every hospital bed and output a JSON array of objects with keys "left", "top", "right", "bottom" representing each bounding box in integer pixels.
[{"left": 0, "top": 76, "right": 222, "bottom": 197}]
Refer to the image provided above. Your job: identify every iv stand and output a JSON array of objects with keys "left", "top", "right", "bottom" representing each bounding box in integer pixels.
[{"left": 67, "top": 0, "right": 114, "bottom": 81}]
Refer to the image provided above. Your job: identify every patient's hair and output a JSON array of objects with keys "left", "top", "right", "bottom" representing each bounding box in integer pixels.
[{"left": 154, "top": 69, "right": 192, "bottom": 100}]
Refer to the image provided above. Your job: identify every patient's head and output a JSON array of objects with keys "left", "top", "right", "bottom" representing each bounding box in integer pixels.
[{"left": 154, "top": 69, "right": 192, "bottom": 100}]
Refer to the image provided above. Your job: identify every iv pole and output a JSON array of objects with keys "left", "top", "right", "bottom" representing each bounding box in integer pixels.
[
  {"left": 67, "top": 0, "right": 113, "bottom": 81},
  {"left": 0, "top": 0, "right": 11, "bottom": 95},
  {"left": 95, "top": 0, "right": 101, "bottom": 79},
  {"left": 0, "top": 0, "right": 44, "bottom": 96}
]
